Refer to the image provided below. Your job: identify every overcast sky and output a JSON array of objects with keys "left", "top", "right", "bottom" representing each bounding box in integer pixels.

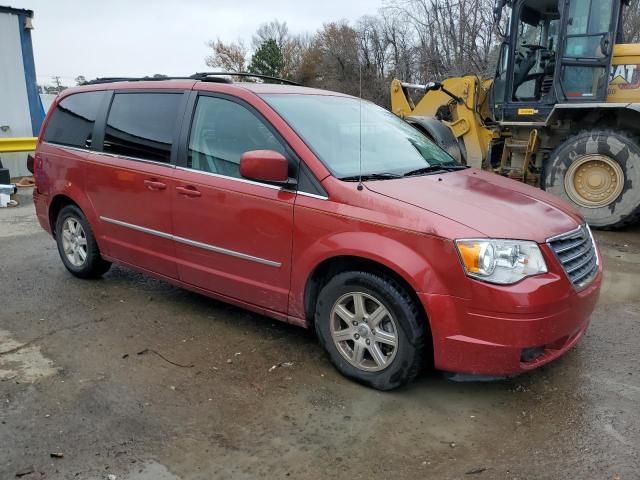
[{"left": 8, "top": 0, "right": 383, "bottom": 86}]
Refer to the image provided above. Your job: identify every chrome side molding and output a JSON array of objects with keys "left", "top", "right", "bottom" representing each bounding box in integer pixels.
[{"left": 100, "top": 216, "right": 282, "bottom": 268}]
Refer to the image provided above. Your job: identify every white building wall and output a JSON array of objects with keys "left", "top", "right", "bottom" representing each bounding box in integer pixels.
[{"left": 0, "top": 11, "right": 32, "bottom": 178}]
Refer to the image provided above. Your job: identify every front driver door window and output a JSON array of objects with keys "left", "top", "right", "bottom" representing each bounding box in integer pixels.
[{"left": 188, "top": 96, "right": 286, "bottom": 177}]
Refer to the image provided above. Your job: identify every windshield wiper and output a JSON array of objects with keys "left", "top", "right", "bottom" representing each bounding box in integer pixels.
[
  {"left": 340, "top": 172, "right": 402, "bottom": 181},
  {"left": 402, "top": 164, "right": 467, "bottom": 177}
]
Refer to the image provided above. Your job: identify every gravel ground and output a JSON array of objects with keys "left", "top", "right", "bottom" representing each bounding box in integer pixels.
[{"left": 1, "top": 188, "right": 639, "bottom": 480}]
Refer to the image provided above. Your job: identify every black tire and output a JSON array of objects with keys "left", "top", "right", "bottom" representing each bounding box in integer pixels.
[
  {"left": 55, "top": 205, "right": 111, "bottom": 279},
  {"left": 315, "top": 271, "right": 426, "bottom": 391},
  {"left": 409, "top": 117, "right": 464, "bottom": 164},
  {"left": 542, "top": 130, "right": 640, "bottom": 229}
]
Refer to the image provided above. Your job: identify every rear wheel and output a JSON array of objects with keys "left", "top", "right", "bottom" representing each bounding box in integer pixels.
[
  {"left": 315, "top": 271, "right": 425, "bottom": 390},
  {"left": 55, "top": 205, "right": 111, "bottom": 278},
  {"left": 542, "top": 130, "right": 640, "bottom": 229}
]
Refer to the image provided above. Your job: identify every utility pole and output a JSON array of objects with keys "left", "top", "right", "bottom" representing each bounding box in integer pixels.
[{"left": 51, "top": 76, "right": 63, "bottom": 94}]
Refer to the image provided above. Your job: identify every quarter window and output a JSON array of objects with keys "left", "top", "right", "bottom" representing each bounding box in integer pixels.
[
  {"left": 44, "top": 91, "right": 105, "bottom": 149},
  {"left": 188, "top": 96, "right": 285, "bottom": 179},
  {"left": 103, "top": 93, "right": 183, "bottom": 163}
]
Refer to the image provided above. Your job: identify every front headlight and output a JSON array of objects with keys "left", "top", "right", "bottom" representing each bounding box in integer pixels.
[{"left": 455, "top": 239, "right": 547, "bottom": 284}]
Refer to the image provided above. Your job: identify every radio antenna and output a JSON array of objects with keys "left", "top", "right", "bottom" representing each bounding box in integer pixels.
[{"left": 357, "top": 63, "right": 363, "bottom": 191}]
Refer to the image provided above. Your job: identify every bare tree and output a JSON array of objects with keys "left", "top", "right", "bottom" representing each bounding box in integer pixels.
[
  {"left": 204, "top": 1, "right": 499, "bottom": 103},
  {"left": 202, "top": 1, "right": 640, "bottom": 110},
  {"left": 295, "top": 41, "right": 324, "bottom": 85},
  {"left": 624, "top": 2, "right": 640, "bottom": 43},
  {"left": 281, "top": 33, "right": 314, "bottom": 80},
  {"left": 381, "top": 9, "right": 416, "bottom": 82},
  {"left": 356, "top": 16, "right": 395, "bottom": 104},
  {"left": 252, "top": 20, "right": 290, "bottom": 50},
  {"left": 313, "top": 22, "right": 361, "bottom": 95},
  {"left": 384, "top": 0, "right": 496, "bottom": 81},
  {"left": 205, "top": 39, "right": 248, "bottom": 72},
  {"left": 358, "top": 16, "right": 389, "bottom": 78}
]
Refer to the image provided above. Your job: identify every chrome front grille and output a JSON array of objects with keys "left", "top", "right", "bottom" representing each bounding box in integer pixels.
[{"left": 547, "top": 225, "right": 599, "bottom": 289}]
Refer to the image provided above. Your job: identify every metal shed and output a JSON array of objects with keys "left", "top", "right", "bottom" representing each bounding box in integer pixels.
[{"left": 0, "top": 5, "right": 44, "bottom": 178}]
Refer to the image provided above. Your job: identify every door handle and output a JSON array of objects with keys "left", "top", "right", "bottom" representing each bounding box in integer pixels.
[
  {"left": 144, "top": 179, "right": 167, "bottom": 191},
  {"left": 176, "top": 185, "right": 202, "bottom": 197}
]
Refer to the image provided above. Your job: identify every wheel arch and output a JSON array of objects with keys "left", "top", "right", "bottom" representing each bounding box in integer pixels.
[
  {"left": 48, "top": 194, "right": 80, "bottom": 238},
  {"left": 303, "top": 254, "right": 429, "bottom": 331},
  {"left": 547, "top": 104, "right": 640, "bottom": 134},
  {"left": 48, "top": 188, "right": 99, "bottom": 241}
]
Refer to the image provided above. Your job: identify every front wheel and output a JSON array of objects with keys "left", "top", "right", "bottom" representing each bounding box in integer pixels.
[
  {"left": 315, "top": 271, "right": 426, "bottom": 390},
  {"left": 542, "top": 130, "right": 640, "bottom": 229}
]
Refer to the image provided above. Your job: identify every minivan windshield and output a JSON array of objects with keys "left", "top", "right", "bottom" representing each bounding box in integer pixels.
[{"left": 262, "top": 94, "right": 461, "bottom": 180}]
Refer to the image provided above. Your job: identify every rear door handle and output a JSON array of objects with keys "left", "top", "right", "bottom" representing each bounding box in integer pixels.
[
  {"left": 176, "top": 185, "right": 202, "bottom": 197},
  {"left": 144, "top": 179, "right": 167, "bottom": 191}
]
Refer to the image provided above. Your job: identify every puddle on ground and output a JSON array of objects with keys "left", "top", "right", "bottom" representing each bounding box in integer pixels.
[{"left": 0, "top": 329, "right": 58, "bottom": 382}]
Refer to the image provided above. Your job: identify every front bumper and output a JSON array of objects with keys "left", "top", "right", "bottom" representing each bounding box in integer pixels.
[{"left": 418, "top": 265, "right": 602, "bottom": 376}]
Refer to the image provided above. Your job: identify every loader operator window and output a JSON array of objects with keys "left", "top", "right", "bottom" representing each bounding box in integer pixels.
[{"left": 512, "top": 0, "right": 559, "bottom": 102}]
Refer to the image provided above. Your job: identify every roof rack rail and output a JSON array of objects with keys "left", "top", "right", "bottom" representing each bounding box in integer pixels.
[
  {"left": 81, "top": 72, "right": 300, "bottom": 87},
  {"left": 191, "top": 72, "right": 300, "bottom": 86},
  {"left": 81, "top": 76, "right": 220, "bottom": 86}
]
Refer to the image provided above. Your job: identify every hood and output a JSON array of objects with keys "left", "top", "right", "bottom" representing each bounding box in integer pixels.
[{"left": 365, "top": 168, "right": 583, "bottom": 243}]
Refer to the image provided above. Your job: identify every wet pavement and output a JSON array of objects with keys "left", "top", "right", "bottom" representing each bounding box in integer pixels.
[{"left": 1, "top": 188, "right": 639, "bottom": 479}]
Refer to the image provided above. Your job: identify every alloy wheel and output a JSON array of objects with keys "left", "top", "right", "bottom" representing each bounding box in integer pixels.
[
  {"left": 329, "top": 292, "right": 399, "bottom": 372},
  {"left": 61, "top": 217, "right": 88, "bottom": 267}
]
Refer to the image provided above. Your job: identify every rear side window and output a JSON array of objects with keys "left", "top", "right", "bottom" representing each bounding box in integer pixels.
[
  {"left": 103, "top": 93, "right": 182, "bottom": 163},
  {"left": 44, "top": 91, "right": 105, "bottom": 149}
]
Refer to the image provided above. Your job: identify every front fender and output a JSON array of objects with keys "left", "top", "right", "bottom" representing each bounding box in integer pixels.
[
  {"left": 289, "top": 229, "right": 463, "bottom": 322},
  {"left": 306, "top": 231, "right": 434, "bottom": 289}
]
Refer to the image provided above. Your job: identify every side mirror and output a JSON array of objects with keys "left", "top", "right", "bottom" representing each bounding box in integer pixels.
[{"left": 240, "top": 150, "right": 290, "bottom": 184}]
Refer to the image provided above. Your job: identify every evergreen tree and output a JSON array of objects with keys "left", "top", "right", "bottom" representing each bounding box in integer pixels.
[{"left": 248, "top": 39, "right": 284, "bottom": 78}]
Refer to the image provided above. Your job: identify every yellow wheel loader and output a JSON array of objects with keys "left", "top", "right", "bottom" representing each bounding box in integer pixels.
[{"left": 391, "top": 0, "right": 640, "bottom": 229}]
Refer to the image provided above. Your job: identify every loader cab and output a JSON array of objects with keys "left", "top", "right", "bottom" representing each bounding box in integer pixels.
[{"left": 491, "top": 0, "right": 622, "bottom": 123}]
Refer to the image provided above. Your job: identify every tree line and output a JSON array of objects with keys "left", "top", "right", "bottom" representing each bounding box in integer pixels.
[
  {"left": 43, "top": 1, "right": 640, "bottom": 102},
  {"left": 206, "top": 0, "right": 640, "bottom": 107}
]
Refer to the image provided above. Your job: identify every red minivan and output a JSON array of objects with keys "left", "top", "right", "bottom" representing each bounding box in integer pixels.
[{"left": 33, "top": 75, "right": 602, "bottom": 390}]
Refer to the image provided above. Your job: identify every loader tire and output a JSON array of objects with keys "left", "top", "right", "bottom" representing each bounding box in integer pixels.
[
  {"left": 542, "top": 130, "right": 640, "bottom": 229},
  {"left": 408, "top": 116, "right": 465, "bottom": 164}
]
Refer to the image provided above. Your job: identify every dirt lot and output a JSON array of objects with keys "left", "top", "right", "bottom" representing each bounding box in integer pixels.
[{"left": 1, "top": 188, "right": 639, "bottom": 480}]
